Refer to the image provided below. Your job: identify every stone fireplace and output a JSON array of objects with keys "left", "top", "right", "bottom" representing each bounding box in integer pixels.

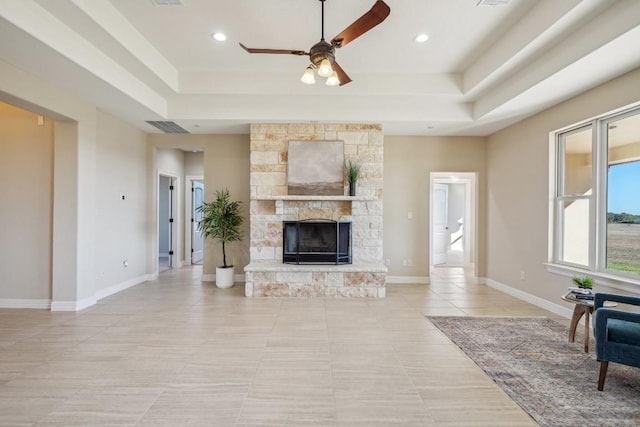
[{"left": 244, "top": 123, "right": 386, "bottom": 297}]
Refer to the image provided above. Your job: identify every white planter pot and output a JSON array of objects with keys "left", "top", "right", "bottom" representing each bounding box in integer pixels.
[{"left": 216, "top": 266, "right": 235, "bottom": 288}]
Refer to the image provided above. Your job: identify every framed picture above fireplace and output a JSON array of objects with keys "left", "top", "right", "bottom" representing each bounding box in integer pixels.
[{"left": 287, "top": 140, "right": 344, "bottom": 196}]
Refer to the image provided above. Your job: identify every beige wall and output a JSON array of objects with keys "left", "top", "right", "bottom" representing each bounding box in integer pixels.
[
  {"left": 95, "top": 111, "right": 148, "bottom": 293},
  {"left": 203, "top": 136, "right": 250, "bottom": 274},
  {"left": 0, "top": 102, "right": 54, "bottom": 300},
  {"left": 486, "top": 67, "right": 640, "bottom": 305},
  {"left": 384, "top": 136, "right": 487, "bottom": 277},
  {"left": 184, "top": 151, "right": 204, "bottom": 176},
  {"left": 0, "top": 102, "right": 149, "bottom": 304}
]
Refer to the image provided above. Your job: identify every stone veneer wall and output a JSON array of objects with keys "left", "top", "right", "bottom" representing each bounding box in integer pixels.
[{"left": 245, "top": 123, "right": 387, "bottom": 297}]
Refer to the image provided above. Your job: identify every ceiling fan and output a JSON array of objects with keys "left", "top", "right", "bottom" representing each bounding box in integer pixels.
[{"left": 239, "top": 0, "right": 391, "bottom": 86}]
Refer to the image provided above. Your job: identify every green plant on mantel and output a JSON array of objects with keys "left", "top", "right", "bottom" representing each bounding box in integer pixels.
[
  {"left": 572, "top": 275, "right": 594, "bottom": 289},
  {"left": 345, "top": 159, "right": 362, "bottom": 184}
]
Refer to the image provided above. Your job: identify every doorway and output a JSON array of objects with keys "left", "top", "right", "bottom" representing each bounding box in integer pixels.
[
  {"left": 158, "top": 174, "right": 176, "bottom": 272},
  {"left": 190, "top": 179, "right": 204, "bottom": 265},
  {"left": 430, "top": 172, "right": 477, "bottom": 272}
]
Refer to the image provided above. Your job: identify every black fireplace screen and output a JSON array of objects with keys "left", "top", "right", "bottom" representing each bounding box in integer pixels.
[{"left": 283, "top": 219, "right": 352, "bottom": 265}]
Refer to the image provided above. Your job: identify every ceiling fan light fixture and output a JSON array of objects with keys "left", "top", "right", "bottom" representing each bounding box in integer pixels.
[
  {"left": 239, "top": 1, "right": 390, "bottom": 87},
  {"left": 301, "top": 66, "right": 316, "bottom": 84},
  {"left": 326, "top": 70, "right": 340, "bottom": 86},
  {"left": 317, "top": 58, "right": 333, "bottom": 77}
]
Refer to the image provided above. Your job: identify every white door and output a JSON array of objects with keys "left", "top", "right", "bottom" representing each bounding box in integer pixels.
[
  {"left": 433, "top": 183, "right": 448, "bottom": 265},
  {"left": 191, "top": 181, "right": 204, "bottom": 264}
]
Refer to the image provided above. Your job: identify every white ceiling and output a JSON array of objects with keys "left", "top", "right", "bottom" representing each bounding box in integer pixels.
[{"left": 1, "top": 0, "right": 640, "bottom": 136}]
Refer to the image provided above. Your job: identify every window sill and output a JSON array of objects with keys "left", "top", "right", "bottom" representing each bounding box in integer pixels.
[{"left": 544, "top": 263, "right": 640, "bottom": 293}]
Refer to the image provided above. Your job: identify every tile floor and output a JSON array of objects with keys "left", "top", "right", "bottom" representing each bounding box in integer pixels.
[{"left": 0, "top": 266, "right": 567, "bottom": 426}]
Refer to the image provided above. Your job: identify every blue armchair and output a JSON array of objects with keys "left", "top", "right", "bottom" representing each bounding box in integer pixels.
[{"left": 593, "top": 292, "right": 640, "bottom": 391}]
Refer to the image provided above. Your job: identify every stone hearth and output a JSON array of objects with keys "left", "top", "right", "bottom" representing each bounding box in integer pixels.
[
  {"left": 245, "top": 263, "right": 387, "bottom": 298},
  {"left": 245, "top": 123, "right": 386, "bottom": 297}
]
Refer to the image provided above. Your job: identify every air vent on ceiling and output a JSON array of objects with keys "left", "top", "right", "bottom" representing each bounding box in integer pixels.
[
  {"left": 151, "top": 0, "right": 184, "bottom": 6},
  {"left": 146, "top": 121, "right": 190, "bottom": 134},
  {"left": 476, "top": 0, "right": 510, "bottom": 6}
]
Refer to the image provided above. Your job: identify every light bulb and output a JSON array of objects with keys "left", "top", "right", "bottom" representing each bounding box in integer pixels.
[
  {"left": 317, "top": 58, "right": 333, "bottom": 77},
  {"left": 301, "top": 66, "right": 315, "bottom": 84},
  {"left": 212, "top": 32, "right": 227, "bottom": 42},
  {"left": 326, "top": 70, "right": 340, "bottom": 86}
]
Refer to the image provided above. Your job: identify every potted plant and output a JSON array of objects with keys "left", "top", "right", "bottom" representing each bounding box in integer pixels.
[
  {"left": 571, "top": 275, "right": 594, "bottom": 290},
  {"left": 345, "top": 159, "right": 362, "bottom": 197},
  {"left": 197, "top": 188, "right": 243, "bottom": 288}
]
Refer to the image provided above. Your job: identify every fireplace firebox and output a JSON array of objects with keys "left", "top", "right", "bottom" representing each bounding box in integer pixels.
[{"left": 283, "top": 219, "right": 352, "bottom": 265}]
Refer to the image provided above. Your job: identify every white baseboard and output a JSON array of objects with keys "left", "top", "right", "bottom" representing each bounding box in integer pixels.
[
  {"left": 145, "top": 273, "right": 158, "bottom": 281},
  {"left": 51, "top": 296, "right": 96, "bottom": 312},
  {"left": 51, "top": 275, "right": 147, "bottom": 312},
  {"left": 386, "top": 275, "right": 430, "bottom": 284},
  {"left": 0, "top": 298, "right": 51, "bottom": 309},
  {"left": 484, "top": 278, "right": 574, "bottom": 319},
  {"left": 94, "top": 275, "right": 146, "bottom": 301},
  {"left": 202, "top": 273, "right": 246, "bottom": 283}
]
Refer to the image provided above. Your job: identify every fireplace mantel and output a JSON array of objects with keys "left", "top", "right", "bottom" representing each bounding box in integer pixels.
[{"left": 252, "top": 195, "right": 376, "bottom": 201}]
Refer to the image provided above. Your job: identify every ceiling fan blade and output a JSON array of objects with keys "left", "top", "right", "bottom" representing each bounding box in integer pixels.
[
  {"left": 239, "top": 43, "right": 308, "bottom": 56},
  {"left": 332, "top": 62, "right": 352, "bottom": 86},
  {"left": 330, "top": 0, "right": 390, "bottom": 48}
]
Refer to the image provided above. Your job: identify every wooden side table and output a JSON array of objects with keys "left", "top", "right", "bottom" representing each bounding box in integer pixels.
[{"left": 561, "top": 292, "right": 594, "bottom": 353}]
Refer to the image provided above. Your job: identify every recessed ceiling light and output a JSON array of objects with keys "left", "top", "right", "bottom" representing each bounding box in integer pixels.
[
  {"left": 212, "top": 32, "right": 227, "bottom": 42},
  {"left": 414, "top": 34, "right": 429, "bottom": 43}
]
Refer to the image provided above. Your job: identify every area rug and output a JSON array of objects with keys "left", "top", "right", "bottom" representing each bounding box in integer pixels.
[{"left": 428, "top": 316, "right": 640, "bottom": 427}]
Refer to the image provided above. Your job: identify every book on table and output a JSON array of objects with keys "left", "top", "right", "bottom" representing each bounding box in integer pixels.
[
  {"left": 564, "top": 290, "right": 594, "bottom": 302},
  {"left": 567, "top": 287, "right": 593, "bottom": 296}
]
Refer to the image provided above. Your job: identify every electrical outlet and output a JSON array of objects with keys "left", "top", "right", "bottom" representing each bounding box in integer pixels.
[
  {"left": 407, "top": 211, "right": 413, "bottom": 219},
  {"left": 385, "top": 259, "right": 391, "bottom": 266},
  {"left": 520, "top": 271, "right": 525, "bottom": 280},
  {"left": 123, "top": 260, "right": 129, "bottom": 268},
  {"left": 402, "top": 259, "right": 407, "bottom": 266},
  {"left": 407, "top": 258, "right": 413, "bottom": 267}
]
